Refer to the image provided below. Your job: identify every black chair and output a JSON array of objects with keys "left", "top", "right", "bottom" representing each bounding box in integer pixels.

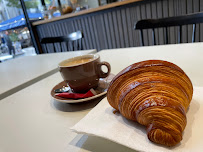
[
  {"left": 134, "top": 12, "right": 203, "bottom": 46},
  {"left": 40, "top": 31, "right": 84, "bottom": 53}
]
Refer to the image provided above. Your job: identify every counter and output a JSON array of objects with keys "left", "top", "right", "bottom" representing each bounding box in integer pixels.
[
  {"left": 32, "top": 0, "right": 143, "bottom": 26},
  {"left": 32, "top": 0, "right": 203, "bottom": 54}
]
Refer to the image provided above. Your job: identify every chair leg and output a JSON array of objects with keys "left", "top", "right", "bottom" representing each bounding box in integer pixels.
[
  {"left": 178, "top": 26, "right": 182, "bottom": 44},
  {"left": 165, "top": 27, "right": 168, "bottom": 44},
  {"left": 192, "top": 24, "right": 196, "bottom": 43},
  {"left": 152, "top": 28, "right": 156, "bottom": 45},
  {"left": 140, "top": 29, "right": 144, "bottom": 46},
  {"left": 45, "top": 44, "right": 49, "bottom": 53},
  {"left": 72, "top": 41, "right": 74, "bottom": 51},
  {"left": 53, "top": 43, "right": 56, "bottom": 53},
  {"left": 60, "top": 42, "right": 63, "bottom": 52},
  {"left": 66, "top": 42, "right": 69, "bottom": 52}
]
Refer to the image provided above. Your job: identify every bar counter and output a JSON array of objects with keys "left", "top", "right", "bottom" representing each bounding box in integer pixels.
[
  {"left": 32, "top": 0, "right": 203, "bottom": 54},
  {"left": 32, "top": 0, "right": 143, "bottom": 26}
]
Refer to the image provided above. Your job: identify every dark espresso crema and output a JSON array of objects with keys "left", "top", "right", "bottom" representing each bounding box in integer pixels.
[{"left": 63, "top": 57, "right": 93, "bottom": 66}]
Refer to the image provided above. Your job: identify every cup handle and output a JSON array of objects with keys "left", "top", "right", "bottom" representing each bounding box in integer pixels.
[{"left": 97, "top": 61, "right": 111, "bottom": 78}]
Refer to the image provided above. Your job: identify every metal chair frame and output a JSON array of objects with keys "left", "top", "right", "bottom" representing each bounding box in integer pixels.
[
  {"left": 134, "top": 12, "right": 203, "bottom": 46},
  {"left": 40, "top": 31, "right": 84, "bottom": 53}
]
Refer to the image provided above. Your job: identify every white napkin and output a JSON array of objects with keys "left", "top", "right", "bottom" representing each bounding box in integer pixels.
[{"left": 71, "top": 87, "right": 203, "bottom": 152}]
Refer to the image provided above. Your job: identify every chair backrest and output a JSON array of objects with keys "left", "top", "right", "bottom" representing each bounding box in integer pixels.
[
  {"left": 40, "top": 31, "right": 84, "bottom": 53},
  {"left": 134, "top": 12, "right": 203, "bottom": 46}
]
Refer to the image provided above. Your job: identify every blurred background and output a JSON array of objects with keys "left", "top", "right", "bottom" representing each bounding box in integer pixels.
[
  {"left": 1, "top": 0, "right": 203, "bottom": 62},
  {"left": 0, "top": 0, "right": 121, "bottom": 62}
]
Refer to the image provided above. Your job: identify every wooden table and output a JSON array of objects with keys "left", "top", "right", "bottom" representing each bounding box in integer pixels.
[
  {"left": 0, "top": 43, "right": 202, "bottom": 152},
  {"left": 0, "top": 50, "right": 96, "bottom": 99}
]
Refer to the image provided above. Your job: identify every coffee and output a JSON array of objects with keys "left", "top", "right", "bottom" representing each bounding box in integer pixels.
[{"left": 62, "top": 57, "right": 93, "bottom": 66}]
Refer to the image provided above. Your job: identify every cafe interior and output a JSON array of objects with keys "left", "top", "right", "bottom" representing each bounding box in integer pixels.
[{"left": 1, "top": 0, "right": 203, "bottom": 152}]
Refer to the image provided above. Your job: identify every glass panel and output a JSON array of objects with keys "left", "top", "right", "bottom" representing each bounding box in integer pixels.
[{"left": 0, "top": 0, "right": 37, "bottom": 62}]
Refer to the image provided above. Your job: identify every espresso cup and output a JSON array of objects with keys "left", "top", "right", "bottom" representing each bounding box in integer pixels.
[{"left": 59, "top": 54, "right": 111, "bottom": 93}]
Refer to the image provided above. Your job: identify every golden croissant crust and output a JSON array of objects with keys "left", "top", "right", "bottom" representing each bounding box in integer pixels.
[{"left": 107, "top": 60, "right": 193, "bottom": 147}]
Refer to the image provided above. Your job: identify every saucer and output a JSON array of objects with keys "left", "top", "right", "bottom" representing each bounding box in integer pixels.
[{"left": 51, "top": 73, "right": 115, "bottom": 103}]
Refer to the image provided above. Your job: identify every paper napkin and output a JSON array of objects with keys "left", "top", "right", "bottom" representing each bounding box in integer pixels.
[
  {"left": 55, "top": 89, "right": 97, "bottom": 99},
  {"left": 71, "top": 86, "right": 203, "bottom": 152}
]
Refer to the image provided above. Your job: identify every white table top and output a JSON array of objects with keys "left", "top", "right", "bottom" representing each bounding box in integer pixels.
[
  {"left": 0, "top": 43, "right": 203, "bottom": 152},
  {"left": 0, "top": 72, "right": 133, "bottom": 152},
  {"left": 0, "top": 50, "right": 96, "bottom": 99},
  {"left": 99, "top": 43, "right": 203, "bottom": 87}
]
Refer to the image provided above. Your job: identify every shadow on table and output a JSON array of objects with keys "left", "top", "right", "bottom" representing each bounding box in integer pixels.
[
  {"left": 50, "top": 95, "right": 106, "bottom": 112},
  {"left": 69, "top": 134, "right": 136, "bottom": 152}
]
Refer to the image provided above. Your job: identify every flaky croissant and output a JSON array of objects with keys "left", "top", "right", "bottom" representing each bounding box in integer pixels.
[{"left": 107, "top": 60, "right": 193, "bottom": 147}]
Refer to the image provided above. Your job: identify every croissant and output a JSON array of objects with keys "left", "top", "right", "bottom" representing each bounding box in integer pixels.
[{"left": 107, "top": 60, "right": 193, "bottom": 147}]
